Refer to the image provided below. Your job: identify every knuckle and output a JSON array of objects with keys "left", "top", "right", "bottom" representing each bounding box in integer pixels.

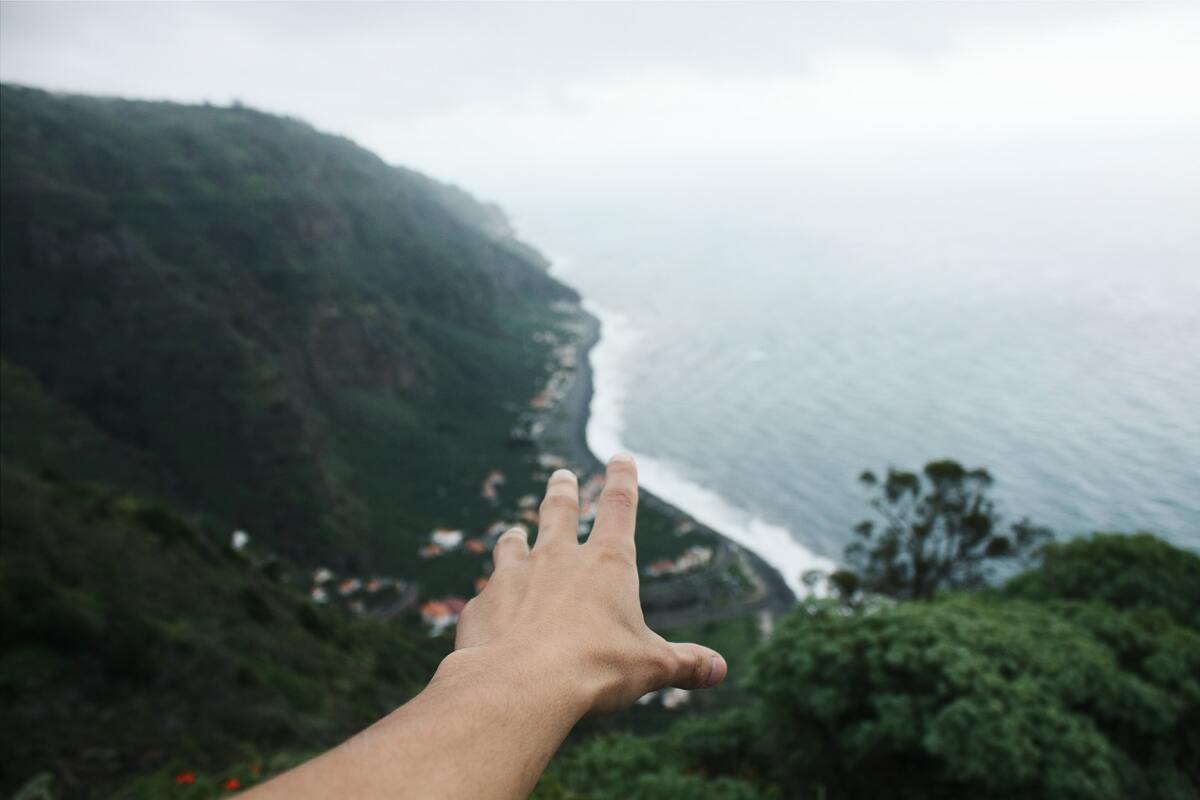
[
  {"left": 593, "top": 542, "right": 636, "bottom": 569},
  {"left": 601, "top": 486, "right": 637, "bottom": 510},
  {"left": 678, "top": 648, "right": 705, "bottom": 686},
  {"left": 540, "top": 494, "right": 580, "bottom": 515},
  {"left": 648, "top": 649, "right": 674, "bottom": 686},
  {"left": 528, "top": 542, "right": 558, "bottom": 560},
  {"left": 690, "top": 650, "right": 708, "bottom": 684}
]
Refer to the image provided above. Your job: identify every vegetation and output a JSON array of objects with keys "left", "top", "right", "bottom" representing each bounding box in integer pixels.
[
  {"left": 1005, "top": 531, "right": 1200, "bottom": 628},
  {"left": 0, "top": 83, "right": 577, "bottom": 583},
  {"left": 0, "top": 85, "right": 731, "bottom": 795},
  {"left": 2, "top": 85, "right": 1196, "bottom": 799},
  {"left": 836, "top": 460, "right": 1051, "bottom": 600},
  {"left": 0, "top": 464, "right": 447, "bottom": 798},
  {"left": 542, "top": 533, "right": 1200, "bottom": 800},
  {"left": 0, "top": 84, "right": 720, "bottom": 600}
]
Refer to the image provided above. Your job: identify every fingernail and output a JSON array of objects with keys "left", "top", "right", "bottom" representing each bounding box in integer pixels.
[
  {"left": 705, "top": 654, "right": 727, "bottom": 688},
  {"left": 609, "top": 452, "right": 635, "bottom": 464},
  {"left": 550, "top": 468, "right": 577, "bottom": 482}
]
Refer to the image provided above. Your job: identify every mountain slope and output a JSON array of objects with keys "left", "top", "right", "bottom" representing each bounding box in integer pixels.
[
  {"left": 0, "top": 463, "right": 448, "bottom": 797},
  {"left": 0, "top": 84, "right": 578, "bottom": 574}
]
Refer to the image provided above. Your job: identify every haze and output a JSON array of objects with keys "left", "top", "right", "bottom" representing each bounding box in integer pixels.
[
  {"left": 2, "top": 1, "right": 1198, "bottom": 204},
  {"left": 3, "top": 0, "right": 1199, "bottom": 579}
]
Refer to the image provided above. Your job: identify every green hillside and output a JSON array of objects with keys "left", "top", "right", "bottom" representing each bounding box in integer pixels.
[
  {"left": 7, "top": 84, "right": 1192, "bottom": 800},
  {"left": 0, "top": 463, "right": 448, "bottom": 798},
  {"left": 0, "top": 85, "right": 593, "bottom": 796},
  {"left": 0, "top": 84, "right": 577, "bottom": 579},
  {"left": 0, "top": 86, "right": 746, "bottom": 797}
]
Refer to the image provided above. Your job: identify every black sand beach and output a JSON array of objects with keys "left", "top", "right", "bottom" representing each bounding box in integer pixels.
[{"left": 545, "top": 306, "right": 796, "bottom": 625}]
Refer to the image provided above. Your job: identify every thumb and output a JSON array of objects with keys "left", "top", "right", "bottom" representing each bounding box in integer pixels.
[{"left": 666, "top": 642, "right": 728, "bottom": 690}]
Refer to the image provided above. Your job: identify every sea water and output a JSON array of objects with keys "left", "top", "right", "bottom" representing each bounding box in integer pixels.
[{"left": 510, "top": 153, "right": 1200, "bottom": 592}]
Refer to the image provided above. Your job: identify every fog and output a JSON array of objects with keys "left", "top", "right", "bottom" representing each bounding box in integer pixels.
[{"left": 3, "top": 2, "right": 1198, "bottom": 207}]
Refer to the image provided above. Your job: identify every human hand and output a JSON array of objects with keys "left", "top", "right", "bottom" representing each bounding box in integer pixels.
[
  {"left": 448, "top": 453, "right": 727, "bottom": 717},
  {"left": 245, "top": 453, "right": 726, "bottom": 800}
]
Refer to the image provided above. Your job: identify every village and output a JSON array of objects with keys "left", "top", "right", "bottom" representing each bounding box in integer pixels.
[{"left": 277, "top": 316, "right": 772, "bottom": 714}]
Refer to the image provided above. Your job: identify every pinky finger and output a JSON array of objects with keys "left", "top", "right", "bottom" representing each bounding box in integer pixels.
[{"left": 493, "top": 527, "right": 529, "bottom": 570}]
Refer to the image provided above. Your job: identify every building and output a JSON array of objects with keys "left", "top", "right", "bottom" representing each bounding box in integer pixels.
[
  {"left": 431, "top": 528, "right": 464, "bottom": 549},
  {"left": 675, "top": 545, "right": 714, "bottom": 573},
  {"left": 646, "top": 560, "right": 676, "bottom": 578},
  {"left": 420, "top": 601, "right": 457, "bottom": 633},
  {"left": 661, "top": 688, "right": 691, "bottom": 710}
]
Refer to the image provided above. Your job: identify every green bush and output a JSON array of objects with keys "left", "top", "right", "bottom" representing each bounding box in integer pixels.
[
  {"left": 549, "top": 730, "right": 774, "bottom": 800},
  {"left": 1005, "top": 532, "right": 1200, "bottom": 629},
  {"left": 749, "top": 594, "right": 1199, "bottom": 799}
]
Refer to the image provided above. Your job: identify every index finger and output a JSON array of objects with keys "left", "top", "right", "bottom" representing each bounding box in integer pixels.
[
  {"left": 586, "top": 453, "right": 638, "bottom": 552},
  {"left": 533, "top": 469, "right": 580, "bottom": 551}
]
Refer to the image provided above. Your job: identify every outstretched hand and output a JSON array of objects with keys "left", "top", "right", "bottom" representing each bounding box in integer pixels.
[
  {"left": 452, "top": 453, "right": 726, "bottom": 715},
  {"left": 244, "top": 453, "right": 724, "bottom": 799}
]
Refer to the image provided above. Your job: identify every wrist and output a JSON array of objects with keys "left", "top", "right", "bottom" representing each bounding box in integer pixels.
[{"left": 435, "top": 643, "right": 597, "bottom": 723}]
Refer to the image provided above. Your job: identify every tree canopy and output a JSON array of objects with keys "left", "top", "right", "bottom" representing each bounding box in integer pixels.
[
  {"left": 839, "top": 460, "right": 1050, "bottom": 599},
  {"left": 543, "top": 532, "right": 1200, "bottom": 800},
  {"left": 1005, "top": 532, "right": 1200, "bottom": 629},
  {"left": 749, "top": 594, "right": 1200, "bottom": 800}
]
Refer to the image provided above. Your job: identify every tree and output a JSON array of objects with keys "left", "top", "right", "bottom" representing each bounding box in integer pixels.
[
  {"left": 841, "top": 460, "right": 1049, "bottom": 599},
  {"left": 1005, "top": 532, "right": 1200, "bottom": 629},
  {"left": 545, "top": 727, "right": 772, "bottom": 800},
  {"left": 545, "top": 533, "right": 1200, "bottom": 800},
  {"left": 749, "top": 594, "right": 1200, "bottom": 800}
]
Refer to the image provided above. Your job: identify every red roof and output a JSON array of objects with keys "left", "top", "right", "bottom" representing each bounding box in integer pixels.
[{"left": 421, "top": 600, "right": 452, "bottom": 621}]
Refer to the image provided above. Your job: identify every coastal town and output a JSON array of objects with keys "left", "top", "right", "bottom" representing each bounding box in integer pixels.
[
  {"left": 296, "top": 456, "right": 726, "bottom": 637},
  {"left": 242, "top": 309, "right": 792, "bottom": 716},
  {"left": 212, "top": 312, "right": 761, "bottom": 721}
]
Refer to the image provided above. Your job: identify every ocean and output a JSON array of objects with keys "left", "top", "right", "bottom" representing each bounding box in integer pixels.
[{"left": 504, "top": 154, "right": 1200, "bottom": 593}]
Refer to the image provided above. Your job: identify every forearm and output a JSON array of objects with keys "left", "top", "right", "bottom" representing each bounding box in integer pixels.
[
  {"left": 245, "top": 646, "right": 587, "bottom": 800},
  {"left": 244, "top": 456, "right": 726, "bottom": 798}
]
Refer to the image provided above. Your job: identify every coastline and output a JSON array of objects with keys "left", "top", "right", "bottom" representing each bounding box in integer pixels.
[{"left": 546, "top": 305, "right": 797, "bottom": 620}]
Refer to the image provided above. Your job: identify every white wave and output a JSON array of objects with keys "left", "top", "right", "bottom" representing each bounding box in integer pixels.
[{"left": 581, "top": 299, "right": 835, "bottom": 598}]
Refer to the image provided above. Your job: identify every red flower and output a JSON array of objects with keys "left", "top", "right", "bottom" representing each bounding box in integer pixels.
[
  {"left": 175, "top": 772, "right": 196, "bottom": 785},
  {"left": 222, "top": 777, "right": 241, "bottom": 791}
]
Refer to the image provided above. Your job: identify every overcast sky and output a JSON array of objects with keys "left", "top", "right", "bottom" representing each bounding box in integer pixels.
[{"left": 2, "top": 2, "right": 1198, "bottom": 200}]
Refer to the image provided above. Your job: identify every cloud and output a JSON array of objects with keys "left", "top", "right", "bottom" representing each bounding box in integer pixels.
[{"left": 2, "top": 2, "right": 1196, "bottom": 192}]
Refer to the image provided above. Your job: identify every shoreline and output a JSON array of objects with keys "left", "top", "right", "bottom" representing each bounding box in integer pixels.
[{"left": 546, "top": 305, "right": 797, "bottom": 620}]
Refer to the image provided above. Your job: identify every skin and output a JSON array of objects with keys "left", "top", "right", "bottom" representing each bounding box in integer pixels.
[{"left": 244, "top": 453, "right": 726, "bottom": 799}]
